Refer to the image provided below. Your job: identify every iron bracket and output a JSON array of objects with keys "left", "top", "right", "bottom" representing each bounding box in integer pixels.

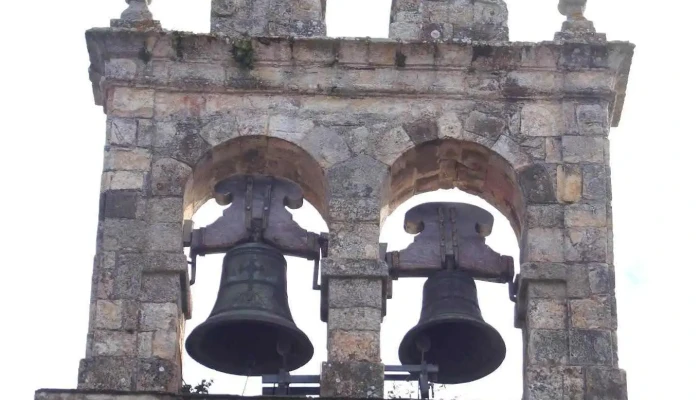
[
  {"left": 181, "top": 175, "right": 326, "bottom": 286},
  {"left": 385, "top": 202, "right": 515, "bottom": 284}
]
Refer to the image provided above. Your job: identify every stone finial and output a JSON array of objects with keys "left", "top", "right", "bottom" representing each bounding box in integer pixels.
[
  {"left": 111, "top": 0, "right": 162, "bottom": 29},
  {"left": 555, "top": 0, "right": 605, "bottom": 42}
]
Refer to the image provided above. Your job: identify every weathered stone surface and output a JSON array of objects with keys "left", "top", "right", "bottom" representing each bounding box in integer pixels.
[
  {"left": 109, "top": 88, "right": 155, "bottom": 118},
  {"left": 92, "top": 331, "right": 138, "bottom": 357},
  {"left": 328, "top": 330, "right": 380, "bottom": 362},
  {"left": 328, "top": 197, "right": 380, "bottom": 222},
  {"left": 322, "top": 258, "right": 389, "bottom": 279},
  {"left": 546, "top": 137, "right": 562, "bottom": 162},
  {"left": 140, "top": 302, "right": 179, "bottom": 331},
  {"left": 565, "top": 203, "right": 607, "bottom": 227},
  {"left": 301, "top": 126, "right": 353, "bottom": 169},
  {"left": 528, "top": 299, "right": 567, "bottom": 329},
  {"left": 585, "top": 368, "right": 627, "bottom": 400},
  {"left": 527, "top": 281, "right": 567, "bottom": 299},
  {"left": 570, "top": 297, "right": 614, "bottom": 329},
  {"left": 565, "top": 228, "right": 607, "bottom": 262},
  {"left": 576, "top": 104, "right": 609, "bottom": 136},
  {"left": 492, "top": 134, "right": 531, "bottom": 170},
  {"left": 94, "top": 300, "right": 125, "bottom": 330},
  {"left": 327, "top": 307, "right": 382, "bottom": 331},
  {"left": 328, "top": 222, "right": 380, "bottom": 259},
  {"left": 136, "top": 359, "right": 179, "bottom": 392},
  {"left": 105, "top": 148, "right": 152, "bottom": 172},
  {"left": 437, "top": 112, "right": 463, "bottom": 139},
  {"left": 78, "top": 358, "right": 137, "bottom": 391},
  {"left": 526, "top": 228, "right": 565, "bottom": 262},
  {"left": 327, "top": 155, "right": 388, "bottom": 200},
  {"left": 153, "top": 120, "right": 210, "bottom": 166},
  {"left": 102, "top": 171, "right": 145, "bottom": 192},
  {"left": 527, "top": 204, "right": 564, "bottom": 228},
  {"left": 521, "top": 104, "right": 561, "bottom": 136},
  {"left": 320, "top": 361, "right": 384, "bottom": 398},
  {"left": 570, "top": 330, "right": 614, "bottom": 365},
  {"left": 562, "top": 136, "right": 606, "bottom": 163},
  {"left": 371, "top": 125, "right": 414, "bottom": 165},
  {"left": 465, "top": 110, "right": 507, "bottom": 141},
  {"left": 328, "top": 279, "right": 383, "bottom": 309},
  {"left": 146, "top": 198, "right": 183, "bottom": 223},
  {"left": 520, "top": 164, "right": 557, "bottom": 203},
  {"left": 403, "top": 119, "right": 439, "bottom": 145},
  {"left": 557, "top": 164, "right": 582, "bottom": 203},
  {"left": 588, "top": 263, "right": 614, "bottom": 295},
  {"left": 108, "top": 117, "right": 138, "bottom": 146},
  {"left": 520, "top": 263, "right": 592, "bottom": 299},
  {"left": 101, "top": 190, "right": 140, "bottom": 220},
  {"left": 528, "top": 329, "right": 568, "bottom": 365},
  {"left": 150, "top": 158, "right": 191, "bottom": 196},
  {"left": 140, "top": 274, "right": 182, "bottom": 303},
  {"left": 582, "top": 164, "right": 609, "bottom": 201},
  {"left": 525, "top": 366, "right": 585, "bottom": 400}
]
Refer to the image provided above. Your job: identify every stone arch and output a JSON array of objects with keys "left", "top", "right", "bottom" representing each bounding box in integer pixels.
[
  {"left": 183, "top": 136, "right": 329, "bottom": 220},
  {"left": 381, "top": 138, "right": 527, "bottom": 241}
]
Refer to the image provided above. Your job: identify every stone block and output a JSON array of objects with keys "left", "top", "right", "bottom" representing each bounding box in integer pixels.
[
  {"left": 565, "top": 203, "right": 607, "bottom": 227},
  {"left": 136, "top": 358, "right": 180, "bottom": 392},
  {"left": 370, "top": 125, "right": 414, "bottom": 165},
  {"left": 92, "top": 330, "right": 137, "bottom": 357},
  {"left": 138, "top": 332, "right": 153, "bottom": 358},
  {"left": 140, "top": 274, "right": 182, "bottom": 304},
  {"left": 329, "top": 196, "right": 381, "bottom": 223},
  {"left": 403, "top": 118, "right": 439, "bottom": 145},
  {"left": 152, "top": 331, "right": 179, "bottom": 361},
  {"left": 320, "top": 361, "right": 384, "bottom": 398},
  {"left": 527, "top": 281, "right": 567, "bottom": 299},
  {"left": 527, "top": 299, "right": 567, "bottom": 329},
  {"left": 168, "top": 63, "right": 226, "bottom": 87},
  {"left": 137, "top": 119, "right": 155, "bottom": 148},
  {"left": 102, "top": 219, "right": 146, "bottom": 251},
  {"left": 102, "top": 171, "right": 145, "bottom": 192},
  {"left": 145, "top": 223, "right": 182, "bottom": 252},
  {"left": 519, "top": 164, "right": 557, "bottom": 204},
  {"left": 465, "top": 110, "right": 506, "bottom": 141},
  {"left": 526, "top": 228, "right": 565, "bottom": 262},
  {"left": 557, "top": 164, "right": 582, "bottom": 203},
  {"left": 154, "top": 92, "right": 207, "bottom": 119},
  {"left": 328, "top": 279, "right": 383, "bottom": 309},
  {"left": 104, "top": 148, "right": 152, "bottom": 172},
  {"left": 120, "top": 252, "right": 187, "bottom": 274},
  {"left": 582, "top": 164, "right": 609, "bottom": 201},
  {"left": 150, "top": 158, "right": 191, "bottom": 196},
  {"left": 101, "top": 190, "right": 140, "bottom": 220},
  {"left": 525, "top": 366, "right": 585, "bottom": 400},
  {"left": 327, "top": 307, "right": 382, "bottom": 331},
  {"left": 327, "top": 155, "right": 389, "bottom": 200},
  {"left": 576, "top": 104, "right": 609, "bottom": 136},
  {"left": 562, "top": 136, "right": 606, "bottom": 163},
  {"left": 546, "top": 137, "right": 562, "bottom": 162},
  {"left": 328, "top": 330, "right": 380, "bottom": 362},
  {"left": 109, "top": 88, "right": 155, "bottom": 118},
  {"left": 322, "top": 258, "right": 389, "bottom": 279},
  {"left": 78, "top": 357, "right": 137, "bottom": 391},
  {"left": 570, "top": 330, "right": 614, "bottom": 366},
  {"left": 521, "top": 104, "right": 561, "bottom": 137},
  {"left": 301, "top": 126, "right": 353, "bottom": 169},
  {"left": 268, "top": 114, "right": 314, "bottom": 144},
  {"left": 328, "top": 222, "right": 380, "bottom": 259},
  {"left": 588, "top": 263, "right": 614, "bottom": 295},
  {"left": 492, "top": 134, "right": 531, "bottom": 170},
  {"left": 585, "top": 367, "right": 627, "bottom": 400},
  {"left": 565, "top": 228, "right": 607, "bottom": 262},
  {"left": 146, "top": 197, "right": 183, "bottom": 223},
  {"left": 140, "top": 302, "right": 179, "bottom": 331},
  {"left": 520, "top": 263, "right": 591, "bottom": 299},
  {"left": 528, "top": 329, "right": 568, "bottom": 365},
  {"left": 437, "top": 112, "right": 463, "bottom": 139},
  {"left": 94, "top": 300, "right": 124, "bottom": 330},
  {"left": 108, "top": 117, "right": 138, "bottom": 146},
  {"left": 570, "top": 297, "right": 614, "bottom": 330},
  {"left": 527, "top": 205, "right": 564, "bottom": 228}
]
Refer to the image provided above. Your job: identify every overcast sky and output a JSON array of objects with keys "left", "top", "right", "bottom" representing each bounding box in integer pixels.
[{"left": 2, "top": 1, "right": 699, "bottom": 399}]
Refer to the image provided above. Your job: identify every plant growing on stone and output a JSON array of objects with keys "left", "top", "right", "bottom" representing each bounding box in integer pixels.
[{"left": 181, "top": 379, "right": 213, "bottom": 394}]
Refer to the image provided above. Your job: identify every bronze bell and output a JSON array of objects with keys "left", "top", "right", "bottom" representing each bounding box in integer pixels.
[
  {"left": 399, "top": 269, "right": 506, "bottom": 384},
  {"left": 185, "top": 242, "right": 314, "bottom": 376}
]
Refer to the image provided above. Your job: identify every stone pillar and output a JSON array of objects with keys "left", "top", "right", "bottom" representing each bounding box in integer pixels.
[
  {"left": 319, "top": 155, "right": 390, "bottom": 398},
  {"left": 211, "top": 0, "right": 326, "bottom": 38},
  {"left": 390, "top": 0, "right": 508, "bottom": 42},
  {"left": 78, "top": 87, "right": 192, "bottom": 393},
  {"left": 516, "top": 100, "right": 627, "bottom": 399}
]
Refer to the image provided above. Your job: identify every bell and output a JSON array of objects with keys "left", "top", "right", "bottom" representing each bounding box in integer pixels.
[
  {"left": 398, "top": 269, "right": 506, "bottom": 384},
  {"left": 185, "top": 242, "right": 314, "bottom": 376}
]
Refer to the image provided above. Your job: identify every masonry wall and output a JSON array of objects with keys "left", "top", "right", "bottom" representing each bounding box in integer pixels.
[{"left": 67, "top": 26, "right": 635, "bottom": 399}]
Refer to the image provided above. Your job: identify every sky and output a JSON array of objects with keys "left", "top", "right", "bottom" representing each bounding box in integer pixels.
[{"left": 1, "top": 1, "right": 699, "bottom": 399}]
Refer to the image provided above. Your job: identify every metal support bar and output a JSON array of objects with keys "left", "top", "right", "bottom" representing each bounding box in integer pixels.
[{"left": 261, "top": 364, "right": 439, "bottom": 399}]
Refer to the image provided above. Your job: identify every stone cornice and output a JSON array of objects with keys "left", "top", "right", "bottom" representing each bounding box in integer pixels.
[{"left": 85, "top": 29, "right": 634, "bottom": 126}]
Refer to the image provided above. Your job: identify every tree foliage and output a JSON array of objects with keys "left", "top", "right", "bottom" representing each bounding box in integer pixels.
[{"left": 181, "top": 379, "right": 214, "bottom": 394}]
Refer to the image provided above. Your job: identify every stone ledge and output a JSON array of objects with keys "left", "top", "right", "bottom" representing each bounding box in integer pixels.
[
  {"left": 85, "top": 29, "right": 634, "bottom": 127},
  {"left": 35, "top": 389, "right": 381, "bottom": 400}
]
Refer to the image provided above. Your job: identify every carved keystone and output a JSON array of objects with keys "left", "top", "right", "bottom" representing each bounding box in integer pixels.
[{"left": 386, "top": 202, "right": 514, "bottom": 283}]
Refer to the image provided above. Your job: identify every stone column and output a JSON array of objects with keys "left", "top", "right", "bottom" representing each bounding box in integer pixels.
[
  {"left": 319, "top": 155, "right": 390, "bottom": 398},
  {"left": 78, "top": 87, "right": 191, "bottom": 393},
  {"left": 516, "top": 100, "right": 627, "bottom": 399},
  {"left": 211, "top": 0, "right": 326, "bottom": 38},
  {"left": 390, "top": 0, "right": 508, "bottom": 42}
]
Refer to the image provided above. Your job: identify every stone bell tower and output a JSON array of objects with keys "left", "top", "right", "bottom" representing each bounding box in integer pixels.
[{"left": 36, "top": 0, "right": 634, "bottom": 399}]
